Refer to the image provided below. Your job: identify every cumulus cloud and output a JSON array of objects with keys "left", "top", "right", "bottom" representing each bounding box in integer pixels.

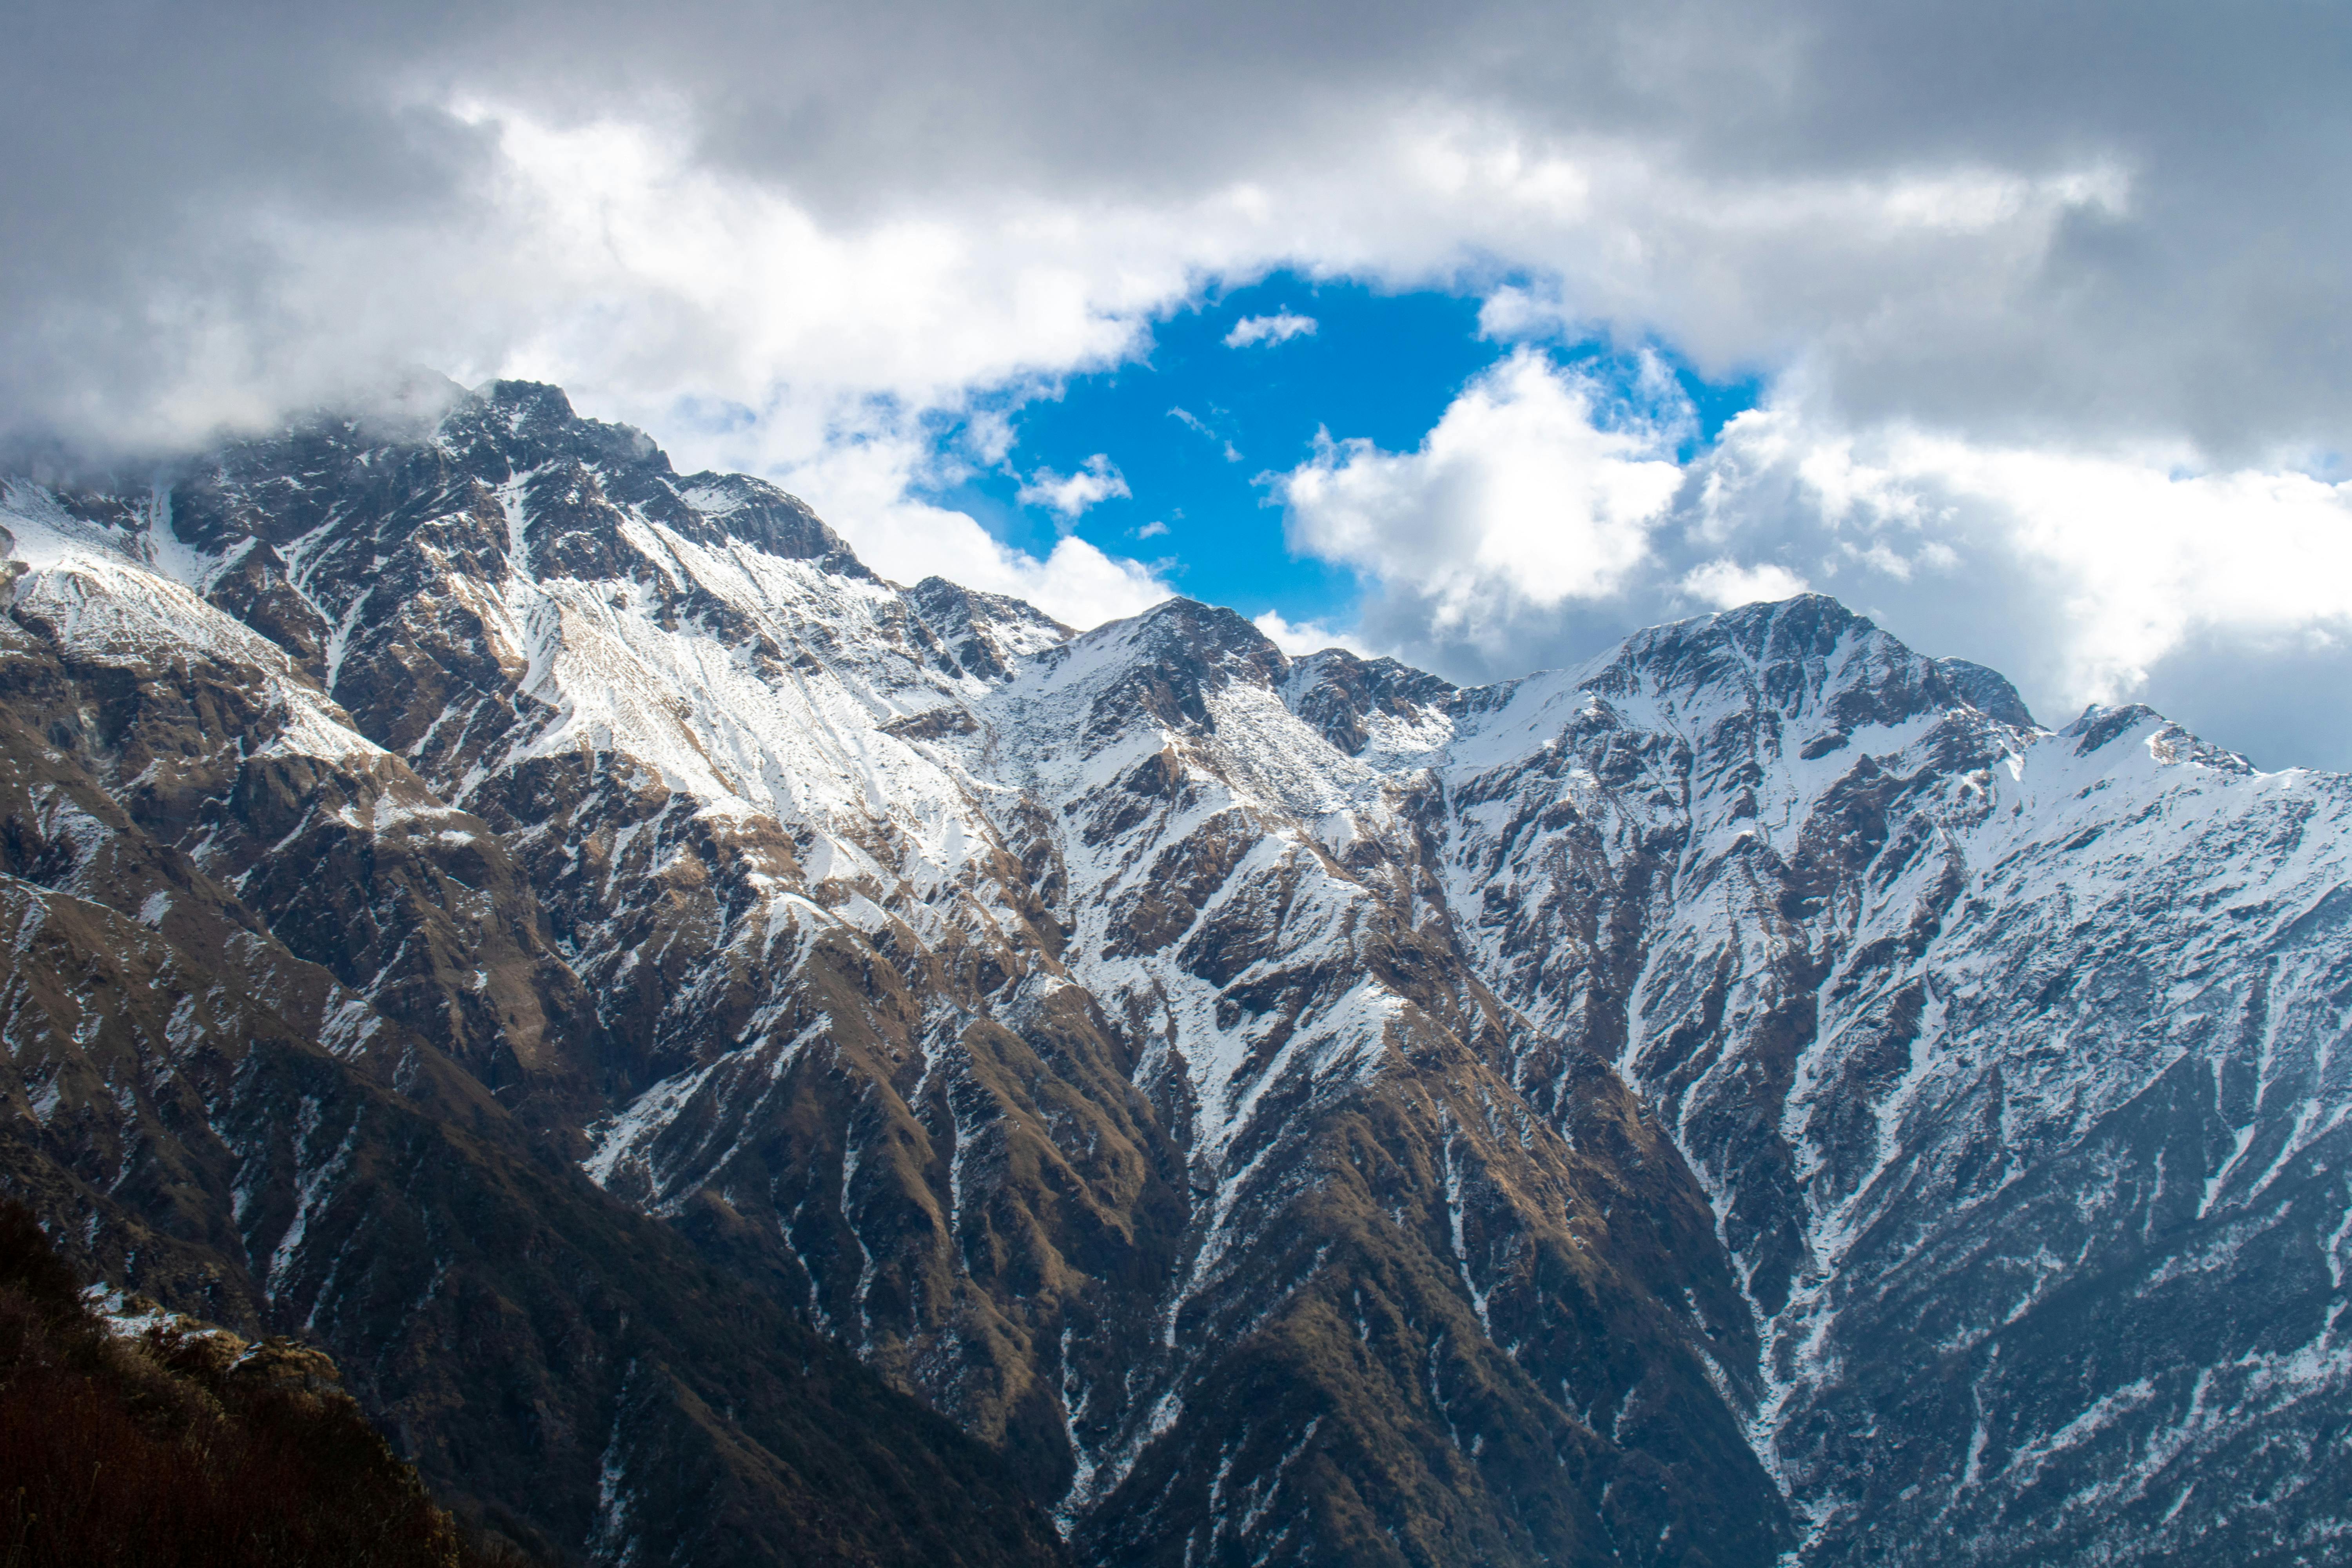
[
  {"left": 1017, "top": 454, "right": 1131, "bottom": 517},
  {"left": 1252, "top": 610, "right": 1374, "bottom": 657},
  {"left": 1680, "top": 558, "right": 1811, "bottom": 608},
  {"left": 1278, "top": 349, "right": 1685, "bottom": 644},
  {"left": 1225, "top": 312, "right": 1318, "bottom": 348},
  {"left": 1293, "top": 371, "right": 2352, "bottom": 765}
]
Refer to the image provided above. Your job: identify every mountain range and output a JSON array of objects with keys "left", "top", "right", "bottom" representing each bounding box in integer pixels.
[{"left": 4, "top": 377, "right": 2346, "bottom": 1566}]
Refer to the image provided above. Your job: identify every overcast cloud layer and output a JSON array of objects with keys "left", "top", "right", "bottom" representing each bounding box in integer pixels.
[{"left": 10, "top": 0, "right": 2352, "bottom": 763}]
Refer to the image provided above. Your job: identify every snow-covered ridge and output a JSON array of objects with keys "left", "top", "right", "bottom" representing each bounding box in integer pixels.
[
  {"left": 1427, "top": 596, "right": 2352, "bottom": 1561},
  {"left": 11, "top": 388, "right": 2350, "bottom": 1567},
  {"left": 2, "top": 480, "right": 389, "bottom": 768}
]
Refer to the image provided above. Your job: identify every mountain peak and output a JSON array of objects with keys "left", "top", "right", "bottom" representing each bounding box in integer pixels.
[
  {"left": 1279, "top": 647, "right": 1455, "bottom": 757},
  {"left": 1584, "top": 591, "right": 1911, "bottom": 722},
  {"left": 1935, "top": 656, "right": 2038, "bottom": 728},
  {"left": 437, "top": 380, "right": 673, "bottom": 479},
  {"left": 1704, "top": 589, "right": 1877, "bottom": 656},
  {"left": 474, "top": 376, "right": 578, "bottom": 422},
  {"left": 2062, "top": 700, "right": 2255, "bottom": 773},
  {"left": 906, "top": 575, "right": 1071, "bottom": 681},
  {"left": 1572, "top": 592, "right": 2061, "bottom": 751},
  {"left": 1115, "top": 595, "right": 1287, "bottom": 676}
]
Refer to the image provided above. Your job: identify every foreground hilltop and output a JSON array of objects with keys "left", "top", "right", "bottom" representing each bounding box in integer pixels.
[
  {"left": 0, "top": 1198, "right": 520, "bottom": 1566},
  {"left": 4, "top": 380, "right": 2346, "bottom": 1566}
]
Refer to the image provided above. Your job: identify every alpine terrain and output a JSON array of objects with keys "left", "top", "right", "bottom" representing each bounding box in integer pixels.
[{"left": 3, "top": 376, "right": 2346, "bottom": 1566}]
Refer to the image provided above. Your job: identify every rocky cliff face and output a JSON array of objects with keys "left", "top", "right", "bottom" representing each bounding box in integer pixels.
[
  {"left": 1429, "top": 603, "right": 2352, "bottom": 1563},
  {"left": 4, "top": 379, "right": 2345, "bottom": 1566}
]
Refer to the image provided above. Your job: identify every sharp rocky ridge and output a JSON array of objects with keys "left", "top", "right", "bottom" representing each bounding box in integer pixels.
[{"left": 3, "top": 377, "right": 2346, "bottom": 1567}]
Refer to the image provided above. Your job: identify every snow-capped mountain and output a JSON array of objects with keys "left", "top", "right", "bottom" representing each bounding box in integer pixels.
[{"left": 4, "top": 379, "right": 2344, "bottom": 1566}]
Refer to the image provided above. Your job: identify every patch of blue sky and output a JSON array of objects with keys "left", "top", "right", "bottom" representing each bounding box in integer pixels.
[{"left": 917, "top": 268, "right": 1761, "bottom": 628}]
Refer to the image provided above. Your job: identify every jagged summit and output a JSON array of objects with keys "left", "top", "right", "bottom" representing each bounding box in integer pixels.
[
  {"left": 2062, "top": 698, "right": 2255, "bottom": 773},
  {"left": 155, "top": 378, "right": 867, "bottom": 577},
  {"left": 1935, "top": 655, "right": 2037, "bottom": 728},
  {"left": 905, "top": 574, "right": 1073, "bottom": 682},
  {"left": 1088, "top": 594, "right": 1285, "bottom": 670},
  {"left": 440, "top": 378, "right": 669, "bottom": 471},
  {"left": 1573, "top": 592, "right": 1982, "bottom": 734},
  {"left": 1279, "top": 647, "right": 1455, "bottom": 757}
]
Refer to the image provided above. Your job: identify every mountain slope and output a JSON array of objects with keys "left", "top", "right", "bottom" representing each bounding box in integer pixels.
[
  {"left": 3, "top": 388, "right": 1784, "bottom": 1566},
  {"left": 0, "top": 468, "right": 1069, "bottom": 1566},
  {"left": 1431, "top": 597, "right": 2352, "bottom": 1564},
  {"left": 0, "top": 1196, "right": 510, "bottom": 1568},
  {"left": 6, "top": 381, "right": 2348, "bottom": 1566}
]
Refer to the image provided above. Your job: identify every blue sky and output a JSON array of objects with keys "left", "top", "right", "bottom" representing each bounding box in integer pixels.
[{"left": 920, "top": 272, "right": 1761, "bottom": 634}]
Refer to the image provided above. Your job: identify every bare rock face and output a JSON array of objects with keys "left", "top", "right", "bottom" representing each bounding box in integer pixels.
[
  {"left": 906, "top": 575, "right": 1073, "bottom": 683},
  {"left": 6, "top": 382, "right": 2348, "bottom": 1568},
  {"left": 1278, "top": 647, "right": 1455, "bottom": 758}
]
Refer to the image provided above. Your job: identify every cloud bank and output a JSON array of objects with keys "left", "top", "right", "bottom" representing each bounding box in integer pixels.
[{"left": 9, "top": 0, "right": 2352, "bottom": 751}]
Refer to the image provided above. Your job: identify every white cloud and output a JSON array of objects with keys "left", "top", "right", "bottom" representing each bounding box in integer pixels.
[
  {"left": 1017, "top": 453, "right": 1131, "bottom": 517},
  {"left": 1225, "top": 312, "right": 1318, "bottom": 348},
  {"left": 1278, "top": 348, "right": 1686, "bottom": 641},
  {"left": 12, "top": 0, "right": 2349, "bottom": 483},
  {"left": 1169, "top": 407, "right": 1243, "bottom": 461},
  {"left": 0, "top": 93, "right": 2196, "bottom": 659},
  {"left": 473, "top": 107, "right": 1175, "bottom": 452},
  {"left": 1253, "top": 610, "right": 1374, "bottom": 657},
  {"left": 777, "top": 430, "right": 1167, "bottom": 629},
  {"left": 410, "top": 110, "right": 2144, "bottom": 493},
  {"left": 1744, "top": 419, "right": 2352, "bottom": 706},
  {"left": 1680, "top": 557, "right": 1811, "bottom": 608},
  {"left": 1136, "top": 520, "right": 1169, "bottom": 539}
]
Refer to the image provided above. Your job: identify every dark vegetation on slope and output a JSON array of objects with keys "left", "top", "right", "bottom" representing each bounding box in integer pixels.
[{"left": 0, "top": 1198, "right": 526, "bottom": 1568}]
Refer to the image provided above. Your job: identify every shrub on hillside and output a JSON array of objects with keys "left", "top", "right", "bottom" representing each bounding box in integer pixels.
[{"left": 0, "top": 1199, "right": 527, "bottom": 1567}]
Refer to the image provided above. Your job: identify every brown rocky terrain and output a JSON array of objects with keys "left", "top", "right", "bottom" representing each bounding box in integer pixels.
[{"left": 0, "top": 480, "right": 1065, "bottom": 1563}]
